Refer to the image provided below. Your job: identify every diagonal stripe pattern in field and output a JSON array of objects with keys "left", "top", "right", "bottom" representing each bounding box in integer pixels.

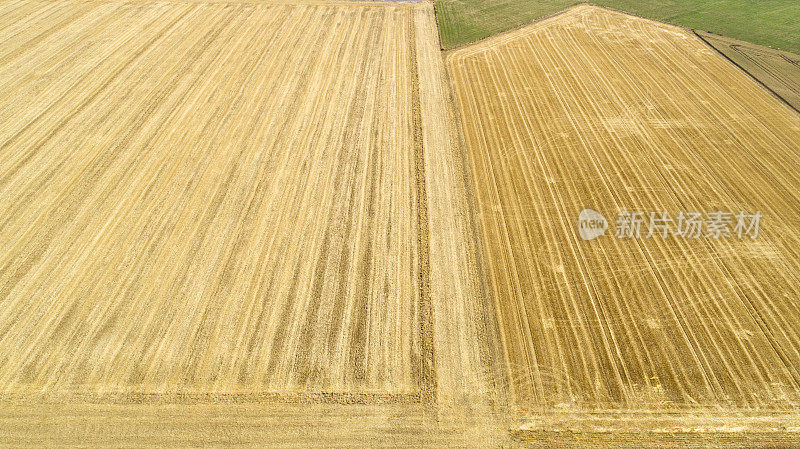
[
  {"left": 447, "top": 5, "right": 800, "bottom": 411},
  {"left": 696, "top": 30, "right": 800, "bottom": 113},
  {"left": 0, "top": 0, "right": 446, "bottom": 398}
]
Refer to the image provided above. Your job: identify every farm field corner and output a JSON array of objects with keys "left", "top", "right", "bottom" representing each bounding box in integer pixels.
[
  {"left": 447, "top": 3, "right": 800, "bottom": 424},
  {"left": 696, "top": 31, "right": 800, "bottom": 112},
  {"left": 434, "top": 0, "right": 800, "bottom": 52}
]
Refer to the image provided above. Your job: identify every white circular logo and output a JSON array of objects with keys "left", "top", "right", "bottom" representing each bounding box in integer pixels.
[{"left": 578, "top": 209, "right": 607, "bottom": 241}]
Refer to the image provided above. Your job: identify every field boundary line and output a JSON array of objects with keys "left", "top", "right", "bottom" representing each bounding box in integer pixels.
[
  {"left": 443, "top": 2, "right": 689, "bottom": 56},
  {"left": 0, "top": 391, "right": 423, "bottom": 405},
  {"left": 694, "top": 30, "right": 800, "bottom": 116},
  {"left": 591, "top": 3, "right": 800, "bottom": 118},
  {"left": 442, "top": 3, "right": 703, "bottom": 57},
  {"left": 511, "top": 409, "right": 800, "bottom": 435},
  {"left": 430, "top": 0, "right": 445, "bottom": 50},
  {"left": 445, "top": 1, "right": 800, "bottom": 117},
  {"left": 445, "top": 3, "right": 689, "bottom": 59},
  {"left": 443, "top": 4, "right": 586, "bottom": 56}
]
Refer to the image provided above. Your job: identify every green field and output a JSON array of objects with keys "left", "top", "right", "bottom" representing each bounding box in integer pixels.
[{"left": 435, "top": 0, "right": 800, "bottom": 52}]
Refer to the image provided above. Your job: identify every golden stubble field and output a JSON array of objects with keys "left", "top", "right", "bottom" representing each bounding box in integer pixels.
[
  {"left": 1, "top": 0, "right": 429, "bottom": 398},
  {"left": 447, "top": 3, "right": 800, "bottom": 432},
  {"left": 3, "top": 0, "right": 800, "bottom": 446},
  {"left": 0, "top": 0, "right": 504, "bottom": 445}
]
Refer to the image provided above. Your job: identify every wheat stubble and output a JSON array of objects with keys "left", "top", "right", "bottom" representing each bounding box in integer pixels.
[{"left": 448, "top": 5, "right": 800, "bottom": 416}]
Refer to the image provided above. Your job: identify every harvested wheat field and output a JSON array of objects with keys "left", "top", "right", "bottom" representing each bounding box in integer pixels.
[
  {"left": 448, "top": 3, "right": 800, "bottom": 435},
  {"left": 0, "top": 0, "right": 505, "bottom": 444},
  {"left": 697, "top": 30, "right": 800, "bottom": 112},
  {"left": 4, "top": 0, "right": 800, "bottom": 445},
  {"left": 0, "top": 0, "right": 429, "bottom": 398}
]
